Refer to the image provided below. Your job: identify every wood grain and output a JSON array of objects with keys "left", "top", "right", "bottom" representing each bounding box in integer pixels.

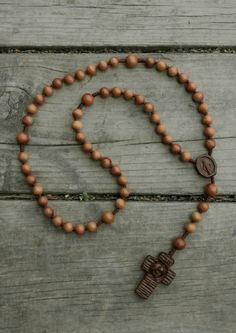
[{"left": 0, "top": 0, "right": 235, "bottom": 47}]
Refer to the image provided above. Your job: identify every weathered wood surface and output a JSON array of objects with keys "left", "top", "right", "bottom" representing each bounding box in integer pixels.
[
  {"left": 0, "top": 53, "right": 236, "bottom": 195},
  {"left": 0, "top": 0, "right": 236, "bottom": 48},
  {"left": 0, "top": 201, "right": 235, "bottom": 333}
]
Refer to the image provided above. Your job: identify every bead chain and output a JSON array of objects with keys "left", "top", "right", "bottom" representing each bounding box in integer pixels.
[{"left": 16, "top": 54, "right": 218, "bottom": 255}]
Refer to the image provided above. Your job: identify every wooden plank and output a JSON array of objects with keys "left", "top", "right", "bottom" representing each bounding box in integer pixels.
[
  {"left": 0, "top": 200, "right": 235, "bottom": 333},
  {"left": 0, "top": 0, "right": 236, "bottom": 47}
]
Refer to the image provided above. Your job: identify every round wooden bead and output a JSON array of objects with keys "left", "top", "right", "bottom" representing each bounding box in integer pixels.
[
  {"left": 111, "top": 165, "right": 121, "bottom": 176},
  {"left": 117, "top": 175, "right": 128, "bottom": 186},
  {"left": 143, "top": 103, "right": 154, "bottom": 113},
  {"left": 38, "top": 196, "right": 48, "bottom": 207},
  {"left": 205, "top": 183, "right": 218, "bottom": 197},
  {"left": 167, "top": 66, "right": 178, "bottom": 77},
  {"left": 74, "top": 70, "right": 85, "bottom": 81},
  {"left": 186, "top": 82, "right": 197, "bottom": 93},
  {"left": 22, "top": 115, "right": 33, "bottom": 126},
  {"left": 43, "top": 207, "right": 54, "bottom": 218},
  {"left": 204, "top": 127, "right": 215, "bottom": 138},
  {"left": 145, "top": 57, "right": 156, "bottom": 68},
  {"left": 63, "top": 74, "right": 75, "bottom": 85},
  {"left": 135, "top": 95, "right": 145, "bottom": 105},
  {"left": 26, "top": 175, "right": 36, "bottom": 185},
  {"left": 170, "top": 143, "right": 181, "bottom": 155},
  {"left": 125, "top": 55, "right": 138, "bottom": 68},
  {"left": 98, "top": 60, "right": 108, "bottom": 71},
  {"left": 101, "top": 158, "right": 112, "bottom": 168},
  {"left": 74, "top": 224, "right": 85, "bottom": 235},
  {"left": 76, "top": 132, "right": 86, "bottom": 143},
  {"left": 63, "top": 222, "right": 73, "bottom": 233},
  {"left": 123, "top": 89, "right": 134, "bottom": 100},
  {"left": 32, "top": 184, "right": 43, "bottom": 196},
  {"left": 16, "top": 132, "right": 29, "bottom": 145},
  {"left": 43, "top": 85, "right": 53, "bottom": 97},
  {"left": 26, "top": 103, "right": 38, "bottom": 115},
  {"left": 21, "top": 163, "right": 32, "bottom": 175},
  {"left": 202, "top": 115, "right": 213, "bottom": 126},
  {"left": 162, "top": 134, "right": 173, "bottom": 145},
  {"left": 191, "top": 212, "right": 202, "bottom": 223},
  {"left": 18, "top": 151, "right": 29, "bottom": 162},
  {"left": 193, "top": 91, "right": 204, "bottom": 103},
  {"left": 111, "top": 87, "right": 122, "bottom": 97},
  {"left": 115, "top": 198, "right": 126, "bottom": 209},
  {"left": 52, "top": 215, "right": 63, "bottom": 227},
  {"left": 180, "top": 151, "right": 191, "bottom": 162},
  {"left": 198, "top": 201, "right": 209, "bottom": 213},
  {"left": 82, "top": 142, "right": 93, "bottom": 153},
  {"left": 156, "top": 60, "right": 167, "bottom": 71},
  {"left": 91, "top": 150, "right": 102, "bottom": 161},
  {"left": 150, "top": 112, "right": 160, "bottom": 124},
  {"left": 86, "top": 65, "right": 97, "bottom": 76},
  {"left": 34, "top": 94, "right": 45, "bottom": 105},
  {"left": 205, "top": 139, "right": 216, "bottom": 150},
  {"left": 86, "top": 221, "right": 97, "bottom": 232},
  {"left": 119, "top": 187, "right": 130, "bottom": 198},
  {"left": 173, "top": 237, "right": 186, "bottom": 250},
  {"left": 198, "top": 103, "right": 208, "bottom": 114},
  {"left": 101, "top": 211, "right": 114, "bottom": 224},
  {"left": 72, "top": 108, "right": 83, "bottom": 119},
  {"left": 72, "top": 120, "right": 83, "bottom": 131},
  {"left": 109, "top": 57, "right": 119, "bottom": 68},
  {"left": 52, "top": 78, "right": 63, "bottom": 89},
  {"left": 100, "top": 87, "right": 110, "bottom": 98},
  {"left": 155, "top": 124, "right": 166, "bottom": 135},
  {"left": 178, "top": 73, "right": 188, "bottom": 83},
  {"left": 82, "top": 93, "right": 94, "bottom": 106},
  {"left": 185, "top": 223, "right": 196, "bottom": 233}
]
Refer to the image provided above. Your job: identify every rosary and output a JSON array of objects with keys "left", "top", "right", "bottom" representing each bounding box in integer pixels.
[{"left": 16, "top": 54, "right": 218, "bottom": 299}]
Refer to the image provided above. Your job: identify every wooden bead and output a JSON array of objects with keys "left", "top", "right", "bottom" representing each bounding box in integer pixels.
[
  {"left": 43, "top": 85, "right": 53, "bottom": 97},
  {"left": 101, "top": 211, "right": 114, "bottom": 224},
  {"left": 119, "top": 187, "right": 130, "bottom": 198},
  {"left": 76, "top": 132, "right": 86, "bottom": 143},
  {"left": 205, "top": 183, "right": 218, "bottom": 197},
  {"left": 18, "top": 151, "right": 29, "bottom": 162},
  {"left": 72, "top": 108, "right": 83, "bottom": 119},
  {"left": 32, "top": 185, "right": 43, "bottom": 196},
  {"left": 198, "top": 201, "right": 209, "bottom": 213},
  {"left": 52, "top": 78, "right": 63, "bottom": 89},
  {"left": 101, "top": 157, "right": 112, "bottom": 169},
  {"left": 181, "top": 151, "right": 191, "bottom": 162},
  {"left": 43, "top": 207, "right": 54, "bottom": 218},
  {"left": 150, "top": 112, "right": 160, "bottom": 124},
  {"left": 109, "top": 57, "right": 119, "bottom": 68},
  {"left": 72, "top": 120, "right": 83, "bottom": 131},
  {"left": 22, "top": 115, "right": 33, "bottom": 126},
  {"left": 26, "top": 175, "right": 36, "bottom": 185},
  {"left": 82, "top": 142, "right": 93, "bottom": 153},
  {"left": 186, "top": 81, "right": 197, "bottom": 93},
  {"left": 198, "top": 103, "right": 208, "bottom": 114},
  {"left": 185, "top": 223, "right": 196, "bottom": 233},
  {"left": 63, "top": 222, "right": 73, "bottom": 233},
  {"left": 123, "top": 89, "right": 134, "bottom": 100},
  {"left": 156, "top": 60, "right": 167, "bottom": 72},
  {"left": 143, "top": 103, "right": 154, "bottom": 113},
  {"left": 100, "top": 87, "right": 110, "bottom": 98},
  {"left": 115, "top": 198, "right": 126, "bottom": 209},
  {"left": 37, "top": 196, "right": 48, "bottom": 207},
  {"left": 192, "top": 91, "right": 204, "bottom": 103},
  {"left": 204, "top": 127, "right": 215, "bottom": 138},
  {"left": 63, "top": 74, "right": 75, "bottom": 85},
  {"left": 91, "top": 150, "right": 102, "bottom": 161},
  {"left": 117, "top": 175, "right": 128, "bottom": 186},
  {"left": 135, "top": 95, "right": 145, "bottom": 105},
  {"left": 145, "top": 57, "right": 156, "bottom": 68},
  {"left": 34, "top": 94, "right": 45, "bottom": 105},
  {"left": 21, "top": 163, "right": 32, "bottom": 175},
  {"left": 52, "top": 215, "right": 63, "bottom": 227},
  {"left": 74, "top": 70, "right": 85, "bottom": 81},
  {"left": 111, "top": 165, "right": 121, "bottom": 176},
  {"left": 178, "top": 73, "right": 188, "bottom": 83},
  {"left": 202, "top": 115, "right": 213, "bottom": 126},
  {"left": 111, "top": 87, "right": 122, "bottom": 97},
  {"left": 26, "top": 103, "right": 38, "bottom": 115},
  {"left": 205, "top": 139, "right": 216, "bottom": 150},
  {"left": 155, "top": 124, "right": 166, "bottom": 134},
  {"left": 162, "top": 134, "right": 173, "bottom": 145},
  {"left": 173, "top": 237, "right": 186, "bottom": 250},
  {"left": 74, "top": 224, "right": 85, "bottom": 235},
  {"left": 98, "top": 60, "right": 108, "bottom": 71},
  {"left": 82, "top": 93, "right": 94, "bottom": 106},
  {"left": 170, "top": 143, "right": 181, "bottom": 155},
  {"left": 86, "top": 221, "right": 97, "bottom": 232},
  {"left": 86, "top": 65, "right": 97, "bottom": 76},
  {"left": 125, "top": 55, "right": 138, "bottom": 68},
  {"left": 167, "top": 66, "right": 178, "bottom": 77},
  {"left": 16, "top": 132, "right": 29, "bottom": 145},
  {"left": 191, "top": 212, "right": 202, "bottom": 223}
]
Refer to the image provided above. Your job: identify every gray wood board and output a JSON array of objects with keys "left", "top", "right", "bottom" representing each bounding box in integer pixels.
[
  {"left": 0, "top": 200, "right": 235, "bottom": 333},
  {"left": 0, "top": 0, "right": 236, "bottom": 47}
]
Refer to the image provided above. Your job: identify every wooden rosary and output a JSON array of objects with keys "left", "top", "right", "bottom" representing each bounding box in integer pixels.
[{"left": 16, "top": 54, "right": 218, "bottom": 299}]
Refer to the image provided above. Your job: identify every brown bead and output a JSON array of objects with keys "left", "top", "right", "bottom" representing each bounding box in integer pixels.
[
  {"left": 162, "top": 134, "right": 173, "bottom": 145},
  {"left": 156, "top": 60, "right": 167, "bottom": 72},
  {"left": 100, "top": 87, "right": 110, "bottom": 98},
  {"left": 173, "top": 237, "right": 186, "bottom": 250},
  {"left": 82, "top": 142, "right": 93, "bottom": 153},
  {"left": 202, "top": 115, "right": 213, "bottom": 126},
  {"left": 111, "top": 165, "right": 121, "bottom": 176},
  {"left": 205, "top": 183, "right": 218, "bottom": 197},
  {"left": 101, "top": 157, "right": 112, "bottom": 169},
  {"left": 205, "top": 139, "right": 216, "bottom": 150},
  {"left": 86, "top": 65, "right": 97, "bottom": 76},
  {"left": 178, "top": 73, "right": 188, "bottom": 84},
  {"left": 125, "top": 55, "right": 138, "bottom": 68},
  {"left": 43, "top": 85, "right": 53, "bottom": 97},
  {"left": 26, "top": 175, "right": 36, "bottom": 185},
  {"left": 38, "top": 196, "right": 48, "bottom": 207},
  {"left": 155, "top": 124, "right": 166, "bottom": 135},
  {"left": 204, "top": 127, "right": 215, "bottom": 138},
  {"left": 135, "top": 94, "right": 145, "bottom": 105},
  {"left": 109, "top": 57, "right": 119, "bottom": 68},
  {"left": 34, "top": 94, "right": 45, "bottom": 105},
  {"left": 198, "top": 103, "right": 208, "bottom": 114},
  {"left": 18, "top": 151, "right": 29, "bottom": 162},
  {"left": 193, "top": 91, "right": 204, "bottom": 103},
  {"left": 22, "top": 115, "right": 33, "bottom": 126},
  {"left": 119, "top": 187, "right": 130, "bottom": 198},
  {"left": 117, "top": 175, "right": 128, "bottom": 186},
  {"left": 115, "top": 198, "right": 126, "bottom": 209},
  {"left": 74, "top": 224, "right": 85, "bottom": 235},
  {"left": 111, "top": 87, "right": 122, "bottom": 97},
  {"left": 43, "top": 207, "right": 54, "bottom": 218},
  {"left": 123, "top": 89, "right": 134, "bottom": 100},
  {"left": 91, "top": 150, "right": 102, "bottom": 161},
  {"left": 74, "top": 70, "right": 85, "bottom": 81},
  {"left": 145, "top": 57, "right": 156, "bottom": 68},
  {"left": 82, "top": 93, "right": 94, "bottom": 106},
  {"left": 167, "top": 66, "right": 178, "bottom": 77},
  {"left": 143, "top": 103, "right": 154, "bottom": 113},
  {"left": 170, "top": 143, "right": 181, "bottom": 155},
  {"left": 52, "top": 215, "right": 63, "bottom": 227},
  {"left": 21, "top": 163, "right": 32, "bottom": 175},
  {"left": 191, "top": 212, "right": 202, "bottom": 223},
  {"left": 52, "top": 78, "right": 63, "bottom": 89},
  {"left": 16, "top": 132, "right": 29, "bottom": 145},
  {"left": 26, "top": 103, "right": 38, "bottom": 115},
  {"left": 72, "top": 108, "right": 83, "bottom": 119},
  {"left": 32, "top": 184, "right": 43, "bottom": 196},
  {"left": 181, "top": 151, "right": 191, "bottom": 162},
  {"left": 76, "top": 132, "right": 86, "bottom": 143},
  {"left": 98, "top": 60, "right": 108, "bottom": 71},
  {"left": 186, "top": 81, "right": 197, "bottom": 93},
  {"left": 86, "top": 221, "right": 97, "bottom": 232},
  {"left": 63, "top": 74, "right": 75, "bottom": 85},
  {"left": 101, "top": 211, "right": 114, "bottom": 224},
  {"left": 63, "top": 222, "right": 73, "bottom": 233},
  {"left": 72, "top": 120, "right": 83, "bottom": 131},
  {"left": 185, "top": 223, "right": 196, "bottom": 233},
  {"left": 198, "top": 201, "right": 209, "bottom": 213},
  {"left": 149, "top": 112, "right": 161, "bottom": 124}
]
